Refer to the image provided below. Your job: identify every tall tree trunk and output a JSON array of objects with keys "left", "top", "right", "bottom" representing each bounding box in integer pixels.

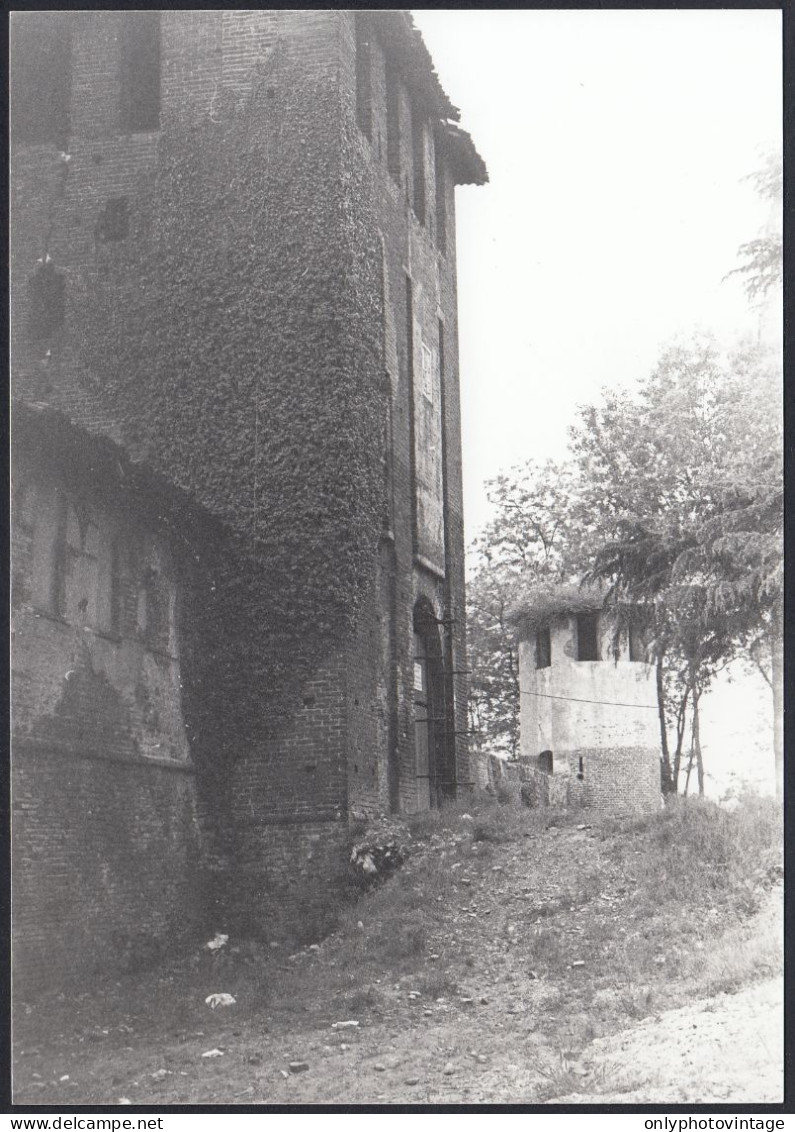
[
  {"left": 507, "top": 643, "right": 520, "bottom": 760},
  {"left": 656, "top": 656, "right": 674, "bottom": 793},
  {"left": 771, "top": 605, "right": 783, "bottom": 800},
  {"left": 672, "top": 685, "right": 689, "bottom": 793},
  {"left": 693, "top": 690, "right": 704, "bottom": 795},
  {"left": 683, "top": 743, "right": 694, "bottom": 795},
  {"left": 683, "top": 666, "right": 700, "bottom": 796}
]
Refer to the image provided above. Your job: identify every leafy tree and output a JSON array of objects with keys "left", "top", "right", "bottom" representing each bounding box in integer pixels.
[
  {"left": 469, "top": 336, "right": 782, "bottom": 793},
  {"left": 724, "top": 154, "right": 782, "bottom": 301},
  {"left": 574, "top": 337, "right": 782, "bottom": 794},
  {"left": 466, "top": 460, "right": 581, "bottom": 757}
]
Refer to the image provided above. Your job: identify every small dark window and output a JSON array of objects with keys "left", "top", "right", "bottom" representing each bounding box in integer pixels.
[
  {"left": 577, "top": 756, "right": 585, "bottom": 780},
  {"left": 28, "top": 262, "right": 65, "bottom": 343},
  {"left": 536, "top": 626, "right": 551, "bottom": 669},
  {"left": 539, "top": 750, "right": 553, "bottom": 774},
  {"left": 412, "top": 107, "right": 426, "bottom": 224},
  {"left": 576, "top": 611, "right": 600, "bottom": 662},
  {"left": 434, "top": 141, "right": 447, "bottom": 253},
  {"left": 354, "top": 15, "right": 372, "bottom": 140},
  {"left": 10, "top": 13, "right": 72, "bottom": 147},
  {"left": 120, "top": 11, "right": 161, "bottom": 132},
  {"left": 95, "top": 197, "right": 130, "bottom": 243},
  {"left": 386, "top": 66, "right": 401, "bottom": 182}
]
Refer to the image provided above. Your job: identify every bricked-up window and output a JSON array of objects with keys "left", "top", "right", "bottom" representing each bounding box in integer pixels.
[
  {"left": 412, "top": 107, "right": 426, "bottom": 224},
  {"left": 136, "top": 543, "right": 173, "bottom": 653},
  {"left": 119, "top": 11, "right": 161, "bottom": 132},
  {"left": 95, "top": 197, "right": 130, "bottom": 243},
  {"left": 53, "top": 501, "right": 101, "bottom": 627},
  {"left": 354, "top": 14, "right": 372, "bottom": 140},
  {"left": 576, "top": 611, "right": 600, "bottom": 662},
  {"left": 434, "top": 142, "right": 447, "bottom": 253},
  {"left": 406, "top": 276, "right": 418, "bottom": 542},
  {"left": 10, "top": 13, "right": 72, "bottom": 146},
  {"left": 28, "top": 263, "right": 65, "bottom": 343},
  {"left": 386, "top": 65, "right": 401, "bottom": 183},
  {"left": 536, "top": 626, "right": 551, "bottom": 669}
]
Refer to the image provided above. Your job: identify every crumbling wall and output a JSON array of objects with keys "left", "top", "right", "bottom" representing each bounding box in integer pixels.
[{"left": 11, "top": 431, "right": 202, "bottom": 988}]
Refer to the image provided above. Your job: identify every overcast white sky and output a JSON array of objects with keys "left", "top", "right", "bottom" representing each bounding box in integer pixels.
[{"left": 412, "top": 9, "right": 782, "bottom": 543}]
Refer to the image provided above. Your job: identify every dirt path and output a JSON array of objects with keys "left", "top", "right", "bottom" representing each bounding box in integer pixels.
[
  {"left": 13, "top": 811, "right": 783, "bottom": 1107},
  {"left": 552, "top": 976, "right": 783, "bottom": 1105}
]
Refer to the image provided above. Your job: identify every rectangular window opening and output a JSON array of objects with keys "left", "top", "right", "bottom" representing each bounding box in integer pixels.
[
  {"left": 412, "top": 107, "right": 426, "bottom": 224},
  {"left": 386, "top": 65, "right": 401, "bottom": 182},
  {"left": 10, "top": 13, "right": 72, "bottom": 146},
  {"left": 354, "top": 15, "right": 372, "bottom": 140},
  {"left": 576, "top": 611, "right": 600, "bottom": 662},
  {"left": 536, "top": 626, "right": 551, "bottom": 669},
  {"left": 120, "top": 11, "right": 161, "bottom": 132},
  {"left": 577, "top": 756, "right": 585, "bottom": 781},
  {"left": 406, "top": 276, "right": 417, "bottom": 546},
  {"left": 435, "top": 142, "right": 447, "bottom": 253}
]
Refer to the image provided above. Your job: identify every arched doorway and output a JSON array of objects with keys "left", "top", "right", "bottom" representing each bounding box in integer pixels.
[{"left": 413, "top": 600, "right": 449, "bottom": 809}]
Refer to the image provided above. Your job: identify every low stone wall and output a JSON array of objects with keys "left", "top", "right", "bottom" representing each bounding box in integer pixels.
[{"left": 477, "top": 748, "right": 660, "bottom": 817}]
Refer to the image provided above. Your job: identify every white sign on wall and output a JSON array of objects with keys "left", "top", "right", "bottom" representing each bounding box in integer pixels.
[{"left": 420, "top": 342, "right": 435, "bottom": 402}]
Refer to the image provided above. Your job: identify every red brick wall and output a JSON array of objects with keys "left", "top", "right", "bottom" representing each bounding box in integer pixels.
[
  {"left": 340, "top": 14, "right": 472, "bottom": 815},
  {"left": 11, "top": 434, "right": 202, "bottom": 988},
  {"left": 11, "top": 10, "right": 479, "bottom": 967}
]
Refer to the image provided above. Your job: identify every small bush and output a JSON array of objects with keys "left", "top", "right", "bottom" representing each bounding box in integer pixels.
[
  {"left": 472, "top": 817, "right": 511, "bottom": 844},
  {"left": 340, "top": 983, "right": 386, "bottom": 1014},
  {"left": 348, "top": 818, "right": 411, "bottom": 890}
]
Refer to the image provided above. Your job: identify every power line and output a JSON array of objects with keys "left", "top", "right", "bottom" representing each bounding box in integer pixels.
[{"left": 519, "top": 688, "right": 658, "bottom": 710}]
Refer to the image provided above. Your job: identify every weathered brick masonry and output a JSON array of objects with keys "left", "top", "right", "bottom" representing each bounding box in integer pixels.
[{"left": 10, "top": 10, "right": 486, "bottom": 982}]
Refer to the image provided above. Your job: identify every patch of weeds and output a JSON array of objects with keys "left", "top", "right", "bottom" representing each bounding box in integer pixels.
[
  {"left": 604, "top": 795, "right": 782, "bottom": 922},
  {"left": 618, "top": 984, "right": 655, "bottom": 1020},
  {"left": 340, "top": 983, "right": 386, "bottom": 1015},
  {"left": 535, "top": 1057, "right": 622, "bottom": 1103},
  {"left": 365, "top": 910, "right": 426, "bottom": 964},
  {"left": 415, "top": 971, "right": 458, "bottom": 999},
  {"left": 496, "top": 780, "right": 520, "bottom": 806},
  {"left": 533, "top": 1050, "right": 594, "bottom": 1103},
  {"left": 471, "top": 806, "right": 529, "bottom": 845},
  {"left": 407, "top": 809, "right": 442, "bottom": 842},
  {"left": 678, "top": 892, "right": 782, "bottom": 995},
  {"left": 525, "top": 928, "right": 562, "bottom": 968},
  {"left": 472, "top": 817, "right": 511, "bottom": 844}
]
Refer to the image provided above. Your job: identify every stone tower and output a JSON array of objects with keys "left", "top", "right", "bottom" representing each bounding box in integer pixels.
[{"left": 514, "top": 587, "right": 661, "bottom": 815}]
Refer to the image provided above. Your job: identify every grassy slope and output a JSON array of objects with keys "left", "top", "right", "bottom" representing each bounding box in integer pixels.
[{"left": 13, "top": 795, "right": 782, "bottom": 1106}]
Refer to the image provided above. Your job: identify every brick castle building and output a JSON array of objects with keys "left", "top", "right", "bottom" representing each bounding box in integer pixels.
[{"left": 10, "top": 11, "right": 486, "bottom": 985}]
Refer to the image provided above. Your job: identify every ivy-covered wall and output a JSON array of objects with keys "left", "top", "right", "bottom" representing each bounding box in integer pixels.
[
  {"left": 11, "top": 10, "right": 484, "bottom": 953},
  {"left": 74, "top": 25, "right": 390, "bottom": 934}
]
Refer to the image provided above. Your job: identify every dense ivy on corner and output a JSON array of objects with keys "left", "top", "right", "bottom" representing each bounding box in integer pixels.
[{"left": 75, "top": 53, "right": 388, "bottom": 823}]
